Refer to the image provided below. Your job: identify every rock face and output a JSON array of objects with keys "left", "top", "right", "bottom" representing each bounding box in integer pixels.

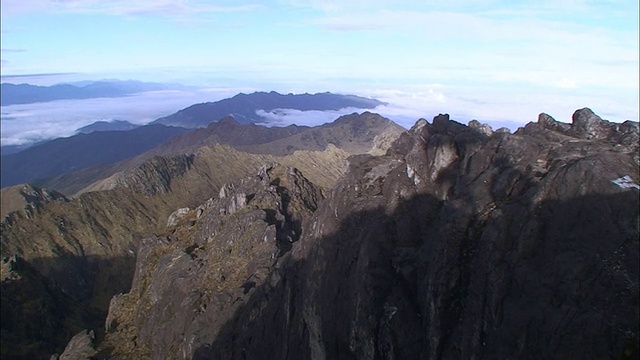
[
  {"left": 111, "top": 155, "right": 195, "bottom": 196},
  {"left": 97, "top": 109, "right": 638, "bottom": 359},
  {"left": 100, "top": 164, "right": 322, "bottom": 359},
  {"left": 52, "top": 330, "right": 97, "bottom": 360},
  {"left": 0, "top": 184, "right": 67, "bottom": 218}
]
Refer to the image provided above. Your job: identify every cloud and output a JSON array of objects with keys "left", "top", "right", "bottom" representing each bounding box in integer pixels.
[
  {"left": 0, "top": 0, "right": 53, "bottom": 17},
  {"left": 0, "top": 89, "right": 223, "bottom": 146},
  {"left": 255, "top": 107, "right": 382, "bottom": 127},
  {"left": 305, "top": 5, "right": 637, "bottom": 93},
  {"left": 290, "top": 0, "right": 637, "bottom": 17},
  {"left": 2, "top": 84, "right": 636, "bottom": 148},
  {"left": 1, "top": 0, "right": 262, "bottom": 21},
  {"left": 60, "top": 0, "right": 261, "bottom": 16},
  {"left": 357, "top": 85, "right": 638, "bottom": 132},
  {"left": 1, "top": 72, "right": 77, "bottom": 79}
]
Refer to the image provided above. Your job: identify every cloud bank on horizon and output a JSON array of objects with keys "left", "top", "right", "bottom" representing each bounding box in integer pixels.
[{"left": 1, "top": 0, "right": 638, "bottom": 143}]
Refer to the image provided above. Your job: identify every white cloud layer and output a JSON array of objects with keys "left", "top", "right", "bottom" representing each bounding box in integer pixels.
[
  {"left": 0, "top": 89, "right": 227, "bottom": 146},
  {"left": 255, "top": 107, "right": 381, "bottom": 127},
  {"left": 2, "top": 86, "right": 636, "bottom": 149}
]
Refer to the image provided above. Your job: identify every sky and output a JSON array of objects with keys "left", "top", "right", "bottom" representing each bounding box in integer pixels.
[{"left": 1, "top": 0, "right": 638, "bottom": 145}]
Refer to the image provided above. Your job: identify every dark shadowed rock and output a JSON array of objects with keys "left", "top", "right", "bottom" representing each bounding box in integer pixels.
[{"left": 1, "top": 256, "right": 103, "bottom": 360}]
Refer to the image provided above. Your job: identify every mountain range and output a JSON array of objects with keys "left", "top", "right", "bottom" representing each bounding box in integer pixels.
[
  {"left": 151, "top": 91, "right": 386, "bottom": 127},
  {"left": 24, "top": 112, "right": 402, "bottom": 197},
  {"left": 0, "top": 103, "right": 638, "bottom": 360},
  {"left": 1, "top": 91, "right": 397, "bottom": 196},
  {"left": 0, "top": 124, "right": 190, "bottom": 189},
  {"left": 74, "top": 120, "right": 140, "bottom": 134},
  {"left": 0, "top": 80, "right": 189, "bottom": 106}
]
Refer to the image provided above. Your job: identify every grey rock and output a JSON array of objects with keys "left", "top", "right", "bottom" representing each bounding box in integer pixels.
[
  {"left": 102, "top": 164, "right": 322, "bottom": 359},
  {"left": 569, "top": 107, "right": 612, "bottom": 139},
  {"left": 167, "top": 207, "right": 191, "bottom": 228},
  {"left": 468, "top": 119, "right": 493, "bottom": 136},
  {"left": 56, "top": 330, "right": 97, "bottom": 360},
  {"left": 538, "top": 112, "right": 571, "bottom": 133}
]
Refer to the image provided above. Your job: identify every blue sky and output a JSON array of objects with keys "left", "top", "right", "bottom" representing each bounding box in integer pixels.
[{"left": 1, "top": 0, "right": 638, "bottom": 135}]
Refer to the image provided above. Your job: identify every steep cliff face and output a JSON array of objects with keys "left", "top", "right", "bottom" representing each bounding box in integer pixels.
[{"left": 102, "top": 108, "right": 638, "bottom": 359}]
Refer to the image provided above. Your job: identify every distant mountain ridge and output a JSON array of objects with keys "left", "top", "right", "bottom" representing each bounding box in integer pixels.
[
  {"left": 152, "top": 91, "right": 386, "bottom": 128},
  {"left": 0, "top": 124, "right": 189, "bottom": 188},
  {"left": 0, "top": 88, "right": 399, "bottom": 195},
  {"left": 0, "top": 80, "right": 188, "bottom": 106},
  {"left": 74, "top": 120, "right": 140, "bottom": 134},
  {"left": 29, "top": 113, "right": 405, "bottom": 196}
]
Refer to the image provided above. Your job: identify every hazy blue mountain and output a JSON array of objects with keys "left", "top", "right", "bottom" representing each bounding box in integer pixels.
[
  {"left": 74, "top": 120, "right": 140, "bottom": 134},
  {"left": 151, "top": 91, "right": 386, "bottom": 128},
  {"left": 0, "top": 124, "right": 189, "bottom": 188},
  {"left": 1, "top": 143, "right": 41, "bottom": 155},
  {"left": 0, "top": 80, "right": 191, "bottom": 106}
]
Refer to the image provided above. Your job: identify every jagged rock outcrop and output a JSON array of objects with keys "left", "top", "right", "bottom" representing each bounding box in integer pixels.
[
  {"left": 0, "top": 184, "right": 67, "bottom": 218},
  {"left": 100, "top": 108, "right": 638, "bottom": 359},
  {"left": 7, "top": 107, "right": 638, "bottom": 359},
  {"left": 99, "top": 164, "right": 322, "bottom": 359},
  {"left": 536, "top": 108, "right": 639, "bottom": 155},
  {"left": 51, "top": 330, "right": 97, "bottom": 360}
]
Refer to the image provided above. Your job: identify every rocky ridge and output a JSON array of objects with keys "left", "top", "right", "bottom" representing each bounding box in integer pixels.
[
  {"left": 99, "top": 164, "right": 322, "bottom": 359},
  {"left": 32, "top": 113, "right": 403, "bottom": 196},
  {"left": 0, "top": 184, "right": 68, "bottom": 218},
  {"left": 96, "top": 108, "right": 638, "bottom": 359}
]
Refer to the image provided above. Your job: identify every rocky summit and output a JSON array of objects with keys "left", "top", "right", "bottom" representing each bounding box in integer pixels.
[{"left": 1, "top": 108, "right": 638, "bottom": 359}]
